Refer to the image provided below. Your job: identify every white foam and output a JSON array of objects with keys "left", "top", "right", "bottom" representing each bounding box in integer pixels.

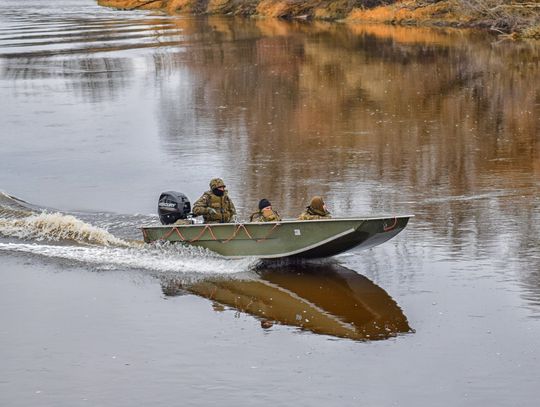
[
  {"left": 0, "top": 206, "right": 260, "bottom": 275},
  {"left": 0, "top": 242, "right": 259, "bottom": 275},
  {"left": 0, "top": 212, "right": 129, "bottom": 246}
]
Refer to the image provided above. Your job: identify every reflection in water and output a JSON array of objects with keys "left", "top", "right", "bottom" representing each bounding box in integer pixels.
[
  {"left": 1, "top": 56, "right": 133, "bottom": 103},
  {"left": 156, "top": 18, "right": 539, "bottom": 211},
  {"left": 161, "top": 263, "right": 412, "bottom": 341}
]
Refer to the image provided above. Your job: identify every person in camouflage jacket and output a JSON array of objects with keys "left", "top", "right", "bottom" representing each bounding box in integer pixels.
[
  {"left": 298, "top": 196, "right": 331, "bottom": 220},
  {"left": 249, "top": 199, "right": 281, "bottom": 222},
  {"left": 193, "top": 178, "right": 237, "bottom": 223}
]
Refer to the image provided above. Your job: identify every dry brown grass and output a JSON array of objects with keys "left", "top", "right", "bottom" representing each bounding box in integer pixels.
[
  {"left": 97, "top": 0, "right": 165, "bottom": 10},
  {"left": 206, "top": 0, "right": 259, "bottom": 15},
  {"left": 521, "top": 23, "right": 540, "bottom": 38},
  {"left": 166, "top": 0, "right": 204, "bottom": 13},
  {"left": 459, "top": 1, "right": 540, "bottom": 36},
  {"left": 98, "top": 0, "right": 540, "bottom": 38},
  {"left": 348, "top": 1, "right": 471, "bottom": 25},
  {"left": 348, "top": 0, "right": 540, "bottom": 37},
  {"left": 255, "top": 1, "right": 314, "bottom": 18}
]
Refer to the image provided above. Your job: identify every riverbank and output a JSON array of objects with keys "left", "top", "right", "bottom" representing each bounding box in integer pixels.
[{"left": 97, "top": 0, "right": 540, "bottom": 38}]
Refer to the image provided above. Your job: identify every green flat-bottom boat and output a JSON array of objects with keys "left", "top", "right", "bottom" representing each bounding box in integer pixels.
[{"left": 141, "top": 215, "right": 411, "bottom": 259}]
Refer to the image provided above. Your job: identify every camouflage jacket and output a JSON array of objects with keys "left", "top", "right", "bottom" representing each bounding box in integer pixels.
[
  {"left": 298, "top": 207, "right": 332, "bottom": 220},
  {"left": 192, "top": 190, "right": 236, "bottom": 223},
  {"left": 249, "top": 209, "right": 281, "bottom": 223}
]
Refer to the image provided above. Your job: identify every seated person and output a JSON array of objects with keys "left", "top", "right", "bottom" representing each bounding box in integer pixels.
[
  {"left": 192, "top": 178, "right": 236, "bottom": 224},
  {"left": 250, "top": 199, "right": 281, "bottom": 222},
  {"left": 298, "top": 196, "right": 332, "bottom": 220}
]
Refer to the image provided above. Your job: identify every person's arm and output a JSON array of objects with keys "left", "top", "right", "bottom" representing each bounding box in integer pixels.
[
  {"left": 192, "top": 193, "right": 210, "bottom": 216},
  {"left": 228, "top": 196, "right": 237, "bottom": 216}
]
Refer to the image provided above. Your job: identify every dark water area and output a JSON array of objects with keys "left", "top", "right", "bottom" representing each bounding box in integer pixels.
[{"left": 1, "top": 0, "right": 540, "bottom": 406}]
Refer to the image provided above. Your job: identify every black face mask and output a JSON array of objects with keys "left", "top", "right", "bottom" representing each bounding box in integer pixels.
[{"left": 212, "top": 188, "right": 224, "bottom": 197}]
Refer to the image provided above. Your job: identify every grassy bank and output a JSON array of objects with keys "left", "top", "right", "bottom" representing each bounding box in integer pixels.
[{"left": 97, "top": 0, "right": 540, "bottom": 38}]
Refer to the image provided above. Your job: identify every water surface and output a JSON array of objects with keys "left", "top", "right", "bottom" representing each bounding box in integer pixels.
[{"left": 1, "top": 1, "right": 539, "bottom": 406}]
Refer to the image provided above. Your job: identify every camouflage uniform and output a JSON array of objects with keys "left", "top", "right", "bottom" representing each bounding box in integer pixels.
[
  {"left": 193, "top": 178, "right": 237, "bottom": 224},
  {"left": 298, "top": 196, "right": 332, "bottom": 220},
  {"left": 249, "top": 208, "right": 281, "bottom": 222}
]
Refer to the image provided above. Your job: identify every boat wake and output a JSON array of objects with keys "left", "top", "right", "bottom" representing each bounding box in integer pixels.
[
  {"left": 0, "top": 211, "right": 130, "bottom": 246},
  {"left": 0, "top": 241, "right": 258, "bottom": 275},
  {"left": 0, "top": 191, "right": 259, "bottom": 275}
]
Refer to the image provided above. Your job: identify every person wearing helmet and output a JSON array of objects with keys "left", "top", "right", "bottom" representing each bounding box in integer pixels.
[
  {"left": 249, "top": 199, "right": 281, "bottom": 222},
  {"left": 192, "top": 178, "right": 237, "bottom": 223},
  {"left": 298, "top": 196, "right": 332, "bottom": 220}
]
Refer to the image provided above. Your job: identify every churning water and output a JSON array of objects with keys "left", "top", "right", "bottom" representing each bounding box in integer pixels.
[{"left": 0, "top": 192, "right": 259, "bottom": 275}]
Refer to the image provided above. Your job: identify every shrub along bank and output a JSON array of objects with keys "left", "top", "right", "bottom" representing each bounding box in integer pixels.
[{"left": 97, "top": 0, "right": 540, "bottom": 39}]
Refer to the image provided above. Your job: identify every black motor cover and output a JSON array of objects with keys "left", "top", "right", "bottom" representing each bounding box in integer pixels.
[{"left": 158, "top": 191, "right": 191, "bottom": 225}]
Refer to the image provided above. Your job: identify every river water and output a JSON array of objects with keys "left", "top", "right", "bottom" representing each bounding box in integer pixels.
[{"left": 1, "top": 0, "right": 539, "bottom": 406}]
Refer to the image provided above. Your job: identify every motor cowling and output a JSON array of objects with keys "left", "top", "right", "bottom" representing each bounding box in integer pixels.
[{"left": 158, "top": 191, "right": 191, "bottom": 225}]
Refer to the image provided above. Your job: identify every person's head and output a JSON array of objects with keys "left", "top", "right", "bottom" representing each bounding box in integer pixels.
[
  {"left": 210, "top": 178, "right": 226, "bottom": 196},
  {"left": 308, "top": 196, "right": 327, "bottom": 214},
  {"left": 258, "top": 198, "right": 271, "bottom": 211}
]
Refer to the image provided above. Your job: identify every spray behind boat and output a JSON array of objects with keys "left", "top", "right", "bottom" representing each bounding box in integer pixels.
[{"left": 158, "top": 191, "right": 192, "bottom": 225}]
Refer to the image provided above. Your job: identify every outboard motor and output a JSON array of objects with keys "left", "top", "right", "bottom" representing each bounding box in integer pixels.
[{"left": 158, "top": 191, "right": 191, "bottom": 225}]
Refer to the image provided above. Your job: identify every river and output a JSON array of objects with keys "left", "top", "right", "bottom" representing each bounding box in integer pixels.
[{"left": 1, "top": 0, "right": 539, "bottom": 406}]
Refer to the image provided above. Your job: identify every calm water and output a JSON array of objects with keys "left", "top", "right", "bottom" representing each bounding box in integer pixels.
[{"left": 1, "top": 0, "right": 539, "bottom": 406}]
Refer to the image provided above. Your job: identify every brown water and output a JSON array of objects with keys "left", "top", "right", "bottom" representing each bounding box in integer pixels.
[{"left": 1, "top": 1, "right": 539, "bottom": 406}]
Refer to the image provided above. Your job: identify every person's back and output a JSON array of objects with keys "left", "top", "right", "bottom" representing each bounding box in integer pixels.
[
  {"left": 192, "top": 178, "right": 236, "bottom": 224},
  {"left": 250, "top": 199, "right": 281, "bottom": 222},
  {"left": 298, "top": 196, "right": 331, "bottom": 220}
]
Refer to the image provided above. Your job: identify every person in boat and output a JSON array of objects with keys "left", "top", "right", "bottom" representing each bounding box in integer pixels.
[
  {"left": 298, "top": 196, "right": 332, "bottom": 220},
  {"left": 192, "top": 178, "right": 237, "bottom": 224},
  {"left": 249, "top": 199, "right": 281, "bottom": 222}
]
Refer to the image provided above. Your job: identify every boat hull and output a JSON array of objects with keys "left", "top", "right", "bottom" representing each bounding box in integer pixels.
[{"left": 141, "top": 216, "right": 410, "bottom": 259}]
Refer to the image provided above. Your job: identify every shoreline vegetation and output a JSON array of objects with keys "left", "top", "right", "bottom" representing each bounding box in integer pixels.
[{"left": 97, "top": 0, "right": 540, "bottom": 39}]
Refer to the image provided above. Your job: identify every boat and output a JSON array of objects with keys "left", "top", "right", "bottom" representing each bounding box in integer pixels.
[{"left": 141, "top": 215, "right": 411, "bottom": 259}]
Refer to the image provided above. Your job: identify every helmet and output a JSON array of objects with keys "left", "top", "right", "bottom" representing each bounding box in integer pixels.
[
  {"left": 210, "top": 178, "right": 225, "bottom": 189},
  {"left": 309, "top": 196, "right": 326, "bottom": 213}
]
